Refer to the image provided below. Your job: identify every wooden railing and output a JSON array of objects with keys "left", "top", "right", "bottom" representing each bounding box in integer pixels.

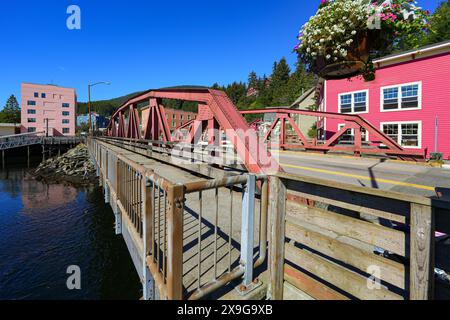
[
  {"left": 87, "top": 137, "right": 267, "bottom": 300},
  {"left": 268, "top": 172, "right": 450, "bottom": 300}
]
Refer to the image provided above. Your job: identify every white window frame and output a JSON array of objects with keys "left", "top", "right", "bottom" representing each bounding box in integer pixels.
[
  {"left": 338, "top": 89, "right": 369, "bottom": 115},
  {"left": 338, "top": 124, "right": 369, "bottom": 142},
  {"left": 380, "top": 120, "right": 422, "bottom": 149},
  {"left": 380, "top": 81, "right": 422, "bottom": 112}
]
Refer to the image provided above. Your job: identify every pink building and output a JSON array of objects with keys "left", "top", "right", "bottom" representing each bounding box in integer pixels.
[
  {"left": 21, "top": 83, "right": 77, "bottom": 136},
  {"left": 141, "top": 106, "right": 196, "bottom": 131},
  {"left": 321, "top": 41, "right": 450, "bottom": 160}
]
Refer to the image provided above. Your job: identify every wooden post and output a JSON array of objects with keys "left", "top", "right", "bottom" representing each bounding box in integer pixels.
[
  {"left": 354, "top": 125, "right": 362, "bottom": 157},
  {"left": 166, "top": 183, "right": 184, "bottom": 300},
  {"left": 280, "top": 116, "right": 286, "bottom": 151},
  {"left": 142, "top": 176, "right": 155, "bottom": 300},
  {"left": 268, "top": 176, "right": 287, "bottom": 300},
  {"left": 116, "top": 160, "right": 121, "bottom": 201},
  {"left": 410, "top": 203, "right": 435, "bottom": 300}
]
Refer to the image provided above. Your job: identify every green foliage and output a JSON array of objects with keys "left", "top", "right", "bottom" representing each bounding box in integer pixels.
[
  {"left": 248, "top": 71, "right": 258, "bottom": 88},
  {"left": 296, "top": 0, "right": 431, "bottom": 77},
  {"left": 77, "top": 91, "right": 142, "bottom": 116},
  {"left": 81, "top": 60, "right": 315, "bottom": 122},
  {"left": 77, "top": 122, "right": 90, "bottom": 134},
  {"left": 0, "top": 95, "right": 21, "bottom": 123},
  {"left": 212, "top": 57, "right": 315, "bottom": 115},
  {"left": 307, "top": 123, "right": 318, "bottom": 139},
  {"left": 423, "top": 0, "right": 450, "bottom": 45}
]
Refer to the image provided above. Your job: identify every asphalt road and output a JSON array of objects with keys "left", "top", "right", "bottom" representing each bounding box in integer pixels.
[{"left": 274, "top": 150, "right": 450, "bottom": 198}]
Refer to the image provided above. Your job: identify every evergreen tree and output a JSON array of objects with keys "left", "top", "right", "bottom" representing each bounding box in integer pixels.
[
  {"left": 0, "top": 95, "right": 21, "bottom": 123},
  {"left": 248, "top": 71, "right": 258, "bottom": 89},
  {"left": 268, "top": 57, "right": 291, "bottom": 106},
  {"left": 425, "top": 0, "right": 450, "bottom": 44},
  {"left": 285, "top": 58, "right": 315, "bottom": 104},
  {"left": 223, "top": 82, "right": 247, "bottom": 106}
]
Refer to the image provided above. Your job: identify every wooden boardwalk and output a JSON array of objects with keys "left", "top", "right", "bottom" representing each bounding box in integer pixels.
[
  {"left": 89, "top": 137, "right": 450, "bottom": 300},
  {"left": 93, "top": 139, "right": 264, "bottom": 299}
]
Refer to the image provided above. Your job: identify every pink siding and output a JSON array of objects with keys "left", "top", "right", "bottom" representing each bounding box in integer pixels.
[
  {"left": 325, "top": 53, "right": 450, "bottom": 159},
  {"left": 21, "top": 83, "right": 77, "bottom": 136}
]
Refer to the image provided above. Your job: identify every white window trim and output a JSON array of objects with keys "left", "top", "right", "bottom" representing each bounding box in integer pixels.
[
  {"left": 380, "top": 81, "right": 422, "bottom": 112},
  {"left": 338, "top": 89, "right": 369, "bottom": 115},
  {"left": 380, "top": 120, "right": 422, "bottom": 149},
  {"left": 338, "top": 123, "right": 369, "bottom": 142}
]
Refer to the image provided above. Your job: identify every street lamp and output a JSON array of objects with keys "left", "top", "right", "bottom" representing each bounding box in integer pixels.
[{"left": 88, "top": 81, "right": 111, "bottom": 135}]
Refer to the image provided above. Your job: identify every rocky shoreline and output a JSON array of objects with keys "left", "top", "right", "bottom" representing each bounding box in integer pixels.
[{"left": 32, "top": 144, "right": 98, "bottom": 186}]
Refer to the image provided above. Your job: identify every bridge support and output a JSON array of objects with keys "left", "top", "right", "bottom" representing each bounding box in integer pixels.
[
  {"left": 114, "top": 206, "right": 122, "bottom": 235},
  {"left": 104, "top": 184, "right": 110, "bottom": 204}
]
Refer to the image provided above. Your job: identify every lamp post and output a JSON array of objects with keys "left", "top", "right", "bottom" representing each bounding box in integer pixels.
[{"left": 88, "top": 81, "right": 111, "bottom": 135}]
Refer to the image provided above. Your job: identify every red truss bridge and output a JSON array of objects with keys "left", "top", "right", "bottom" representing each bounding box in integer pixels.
[{"left": 106, "top": 87, "right": 426, "bottom": 175}]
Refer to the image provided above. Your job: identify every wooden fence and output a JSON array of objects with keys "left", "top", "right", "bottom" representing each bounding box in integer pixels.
[{"left": 268, "top": 172, "right": 450, "bottom": 300}]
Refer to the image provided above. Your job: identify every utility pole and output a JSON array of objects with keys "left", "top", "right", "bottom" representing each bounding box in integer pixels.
[
  {"left": 88, "top": 81, "right": 111, "bottom": 136},
  {"left": 88, "top": 84, "right": 92, "bottom": 135}
]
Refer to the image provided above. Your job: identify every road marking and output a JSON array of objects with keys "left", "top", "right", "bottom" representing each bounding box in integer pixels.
[
  {"left": 272, "top": 149, "right": 433, "bottom": 168},
  {"left": 280, "top": 163, "right": 436, "bottom": 191}
]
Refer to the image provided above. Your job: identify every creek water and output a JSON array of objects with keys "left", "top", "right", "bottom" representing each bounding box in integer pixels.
[{"left": 0, "top": 163, "right": 141, "bottom": 299}]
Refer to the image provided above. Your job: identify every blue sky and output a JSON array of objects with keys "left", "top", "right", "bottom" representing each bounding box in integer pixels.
[{"left": 0, "top": 0, "right": 443, "bottom": 105}]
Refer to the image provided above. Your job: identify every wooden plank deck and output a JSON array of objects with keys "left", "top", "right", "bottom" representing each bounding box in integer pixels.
[{"left": 97, "top": 140, "right": 262, "bottom": 298}]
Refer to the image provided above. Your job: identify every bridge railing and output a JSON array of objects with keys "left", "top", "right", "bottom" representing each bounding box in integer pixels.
[
  {"left": 88, "top": 137, "right": 268, "bottom": 300},
  {"left": 182, "top": 174, "right": 268, "bottom": 300},
  {"left": 268, "top": 172, "right": 450, "bottom": 300},
  {"left": 96, "top": 136, "right": 241, "bottom": 168},
  {"left": 0, "top": 131, "right": 45, "bottom": 150}
]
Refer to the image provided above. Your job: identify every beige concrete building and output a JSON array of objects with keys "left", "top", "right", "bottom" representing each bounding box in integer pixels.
[
  {"left": 291, "top": 87, "right": 317, "bottom": 138},
  {"left": 0, "top": 123, "right": 21, "bottom": 136}
]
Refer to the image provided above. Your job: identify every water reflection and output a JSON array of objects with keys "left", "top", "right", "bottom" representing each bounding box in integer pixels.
[{"left": 0, "top": 167, "right": 140, "bottom": 300}]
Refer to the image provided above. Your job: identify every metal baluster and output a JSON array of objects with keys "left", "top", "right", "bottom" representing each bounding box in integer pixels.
[
  {"left": 229, "top": 187, "right": 233, "bottom": 272},
  {"left": 152, "top": 181, "right": 156, "bottom": 263},
  {"left": 214, "top": 187, "right": 218, "bottom": 279},
  {"left": 157, "top": 185, "right": 161, "bottom": 271},
  {"left": 198, "top": 191, "right": 203, "bottom": 289},
  {"left": 163, "top": 190, "right": 167, "bottom": 280}
]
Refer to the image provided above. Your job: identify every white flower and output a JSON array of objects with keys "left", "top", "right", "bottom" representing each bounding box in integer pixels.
[
  {"left": 326, "top": 55, "right": 331, "bottom": 60},
  {"left": 351, "top": 30, "right": 357, "bottom": 35}
]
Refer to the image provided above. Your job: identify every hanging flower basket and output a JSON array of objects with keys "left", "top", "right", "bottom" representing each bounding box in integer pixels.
[
  {"left": 295, "top": 0, "right": 430, "bottom": 81},
  {"left": 315, "top": 30, "right": 371, "bottom": 79}
]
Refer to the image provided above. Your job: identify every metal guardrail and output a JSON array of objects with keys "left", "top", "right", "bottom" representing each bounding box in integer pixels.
[
  {"left": 0, "top": 133, "right": 84, "bottom": 151},
  {"left": 88, "top": 137, "right": 268, "bottom": 300},
  {"left": 0, "top": 132, "right": 45, "bottom": 150},
  {"left": 96, "top": 136, "right": 241, "bottom": 167}
]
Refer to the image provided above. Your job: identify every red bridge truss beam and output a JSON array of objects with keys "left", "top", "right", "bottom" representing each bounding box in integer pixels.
[
  {"left": 106, "top": 88, "right": 279, "bottom": 174},
  {"left": 239, "top": 108, "right": 426, "bottom": 161}
]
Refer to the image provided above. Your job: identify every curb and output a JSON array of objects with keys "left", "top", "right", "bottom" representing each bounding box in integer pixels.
[{"left": 271, "top": 149, "right": 435, "bottom": 168}]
